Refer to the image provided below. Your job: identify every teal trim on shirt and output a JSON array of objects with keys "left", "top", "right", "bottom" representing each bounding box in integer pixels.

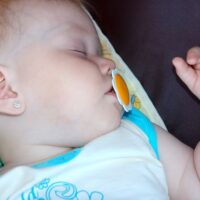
[
  {"left": 123, "top": 107, "right": 159, "bottom": 159},
  {"left": 32, "top": 148, "right": 81, "bottom": 169}
]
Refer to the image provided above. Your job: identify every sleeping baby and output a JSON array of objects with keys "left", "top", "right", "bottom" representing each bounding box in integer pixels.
[{"left": 0, "top": 0, "right": 199, "bottom": 199}]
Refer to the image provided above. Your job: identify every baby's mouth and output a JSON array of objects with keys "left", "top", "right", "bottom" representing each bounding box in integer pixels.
[{"left": 106, "top": 86, "right": 116, "bottom": 96}]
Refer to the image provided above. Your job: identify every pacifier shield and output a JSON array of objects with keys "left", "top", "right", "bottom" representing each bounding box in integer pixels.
[{"left": 112, "top": 69, "right": 132, "bottom": 112}]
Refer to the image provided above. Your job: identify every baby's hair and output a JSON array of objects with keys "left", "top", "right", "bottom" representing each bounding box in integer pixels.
[{"left": 0, "top": 0, "right": 12, "bottom": 41}]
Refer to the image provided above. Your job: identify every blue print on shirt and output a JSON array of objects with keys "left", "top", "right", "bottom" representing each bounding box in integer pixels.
[{"left": 20, "top": 178, "right": 104, "bottom": 200}]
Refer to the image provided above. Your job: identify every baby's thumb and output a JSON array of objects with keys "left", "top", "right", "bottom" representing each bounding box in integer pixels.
[
  {"left": 172, "top": 57, "right": 195, "bottom": 89},
  {"left": 187, "top": 46, "right": 200, "bottom": 66}
]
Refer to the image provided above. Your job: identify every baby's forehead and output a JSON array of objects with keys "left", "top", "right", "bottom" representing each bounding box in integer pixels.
[{"left": 1, "top": 0, "right": 91, "bottom": 55}]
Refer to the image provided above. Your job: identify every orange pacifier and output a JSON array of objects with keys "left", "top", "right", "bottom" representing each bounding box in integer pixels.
[{"left": 112, "top": 69, "right": 132, "bottom": 112}]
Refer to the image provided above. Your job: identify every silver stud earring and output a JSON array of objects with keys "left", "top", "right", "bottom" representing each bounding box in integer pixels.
[{"left": 13, "top": 100, "right": 21, "bottom": 109}]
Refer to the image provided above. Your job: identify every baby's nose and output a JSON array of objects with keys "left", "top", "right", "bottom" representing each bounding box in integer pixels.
[{"left": 99, "top": 57, "right": 116, "bottom": 75}]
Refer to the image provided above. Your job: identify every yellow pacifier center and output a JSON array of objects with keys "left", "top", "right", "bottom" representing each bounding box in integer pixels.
[{"left": 115, "top": 74, "right": 129, "bottom": 106}]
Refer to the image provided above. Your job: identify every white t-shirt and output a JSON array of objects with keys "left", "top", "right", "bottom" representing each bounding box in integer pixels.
[{"left": 0, "top": 119, "right": 169, "bottom": 200}]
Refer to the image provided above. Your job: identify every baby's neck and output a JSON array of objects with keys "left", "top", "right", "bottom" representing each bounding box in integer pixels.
[{"left": 1, "top": 143, "right": 72, "bottom": 171}]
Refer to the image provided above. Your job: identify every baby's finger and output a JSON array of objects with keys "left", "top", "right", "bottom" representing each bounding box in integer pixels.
[
  {"left": 172, "top": 57, "right": 196, "bottom": 89},
  {"left": 186, "top": 46, "right": 200, "bottom": 66}
]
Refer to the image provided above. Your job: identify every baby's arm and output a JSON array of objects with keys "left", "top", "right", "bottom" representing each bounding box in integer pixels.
[
  {"left": 155, "top": 125, "right": 200, "bottom": 200},
  {"left": 172, "top": 47, "right": 200, "bottom": 99}
]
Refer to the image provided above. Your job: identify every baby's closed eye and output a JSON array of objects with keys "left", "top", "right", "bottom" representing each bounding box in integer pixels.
[{"left": 70, "top": 49, "right": 87, "bottom": 56}]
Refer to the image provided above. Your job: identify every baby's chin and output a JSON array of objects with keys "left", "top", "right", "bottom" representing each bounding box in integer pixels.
[
  {"left": 106, "top": 112, "right": 122, "bottom": 132},
  {"left": 81, "top": 106, "right": 123, "bottom": 144}
]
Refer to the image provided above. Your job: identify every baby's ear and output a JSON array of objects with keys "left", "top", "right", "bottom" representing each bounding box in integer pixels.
[{"left": 0, "top": 66, "right": 25, "bottom": 115}]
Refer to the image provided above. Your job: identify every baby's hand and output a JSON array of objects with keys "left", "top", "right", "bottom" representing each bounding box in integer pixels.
[{"left": 172, "top": 46, "right": 200, "bottom": 99}]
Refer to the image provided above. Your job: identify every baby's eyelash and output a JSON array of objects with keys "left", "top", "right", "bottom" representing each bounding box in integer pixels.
[{"left": 72, "top": 49, "right": 87, "bottom": 55}]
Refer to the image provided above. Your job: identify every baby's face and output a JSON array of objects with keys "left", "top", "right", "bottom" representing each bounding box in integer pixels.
[{"left": 9, "top": 0, "right": 122, "bottom": 147}]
